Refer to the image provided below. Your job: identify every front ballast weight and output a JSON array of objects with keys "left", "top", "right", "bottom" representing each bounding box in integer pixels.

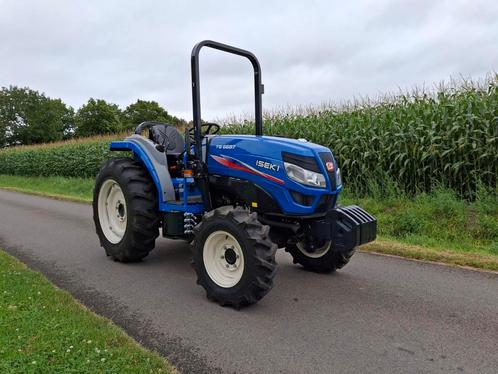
[
  {"left": 93, "top": 40, "right": 378, "bottom": 308},
  {"left": 309, "top": 205, "right": 377, "bottom": 251}
]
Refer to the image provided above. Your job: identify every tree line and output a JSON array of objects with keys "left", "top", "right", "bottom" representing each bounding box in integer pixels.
[{"left": 0, "top": 86, "right": 186, "bottom": 147}]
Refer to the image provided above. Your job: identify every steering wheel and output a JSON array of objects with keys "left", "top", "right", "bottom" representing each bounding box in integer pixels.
[{"left": 189, "top": 122, "right": 220, "bottom": 143}]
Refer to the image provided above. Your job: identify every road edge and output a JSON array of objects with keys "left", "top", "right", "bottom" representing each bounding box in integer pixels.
[{"left": 1, "top": 186, "right": 497, "bottom": 273}]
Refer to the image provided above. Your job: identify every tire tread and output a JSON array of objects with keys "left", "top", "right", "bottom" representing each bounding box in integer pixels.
[
  {"left": 93, "top": 157, "right": 160, "bottom": 262},
  {"left": 191, "top": 206, "right": 277, "bottom": 308}
]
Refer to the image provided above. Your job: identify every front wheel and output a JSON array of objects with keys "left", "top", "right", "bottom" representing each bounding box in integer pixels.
[
  {"left": 191, "top": 206, "right": 277, "bottom": 308},
  {"left": 285, "top": 240, "right": 355, "bottom": 273}
]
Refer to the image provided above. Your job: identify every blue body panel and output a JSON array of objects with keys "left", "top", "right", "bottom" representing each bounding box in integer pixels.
[
  {"left": 207, "top": 135, "right": 341, "bottom": 215},
  {"left": 111, "top": 135, "right": 342, "bottom": 216},
  {"left": 110, "top": 140, "right": 204, "bottom": 213}
]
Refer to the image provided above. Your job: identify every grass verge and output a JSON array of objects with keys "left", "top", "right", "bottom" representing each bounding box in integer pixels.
[
  {"left": 363, "top": 240, "right": 498, "bottom": 272},
  {"left": 0, "top": 250, "right": 176, "bottom": 373},
  {"left": 1, "top": 174, "right": 497, "bottom": 271},
  {"left": 0, "top": 175, "right": 93, "bottom": 203},
  {"left": 341, "top": 189, "right": 498, "bottom": 257}
]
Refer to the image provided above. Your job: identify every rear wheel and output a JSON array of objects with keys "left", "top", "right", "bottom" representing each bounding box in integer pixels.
[
  {"left": 191, "top": 206, "right": 277, "bottom": 308},
  {"left": 285, "top": 240, "right": 355, "bottom": 273},
  {"left": 93, "top": 158, "right": 160, "bottom": 262}
]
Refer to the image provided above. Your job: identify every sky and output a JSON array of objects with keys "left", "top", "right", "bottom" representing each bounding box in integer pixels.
[{"left": 1, "top": 0, "right": 497, "bottom": 121}]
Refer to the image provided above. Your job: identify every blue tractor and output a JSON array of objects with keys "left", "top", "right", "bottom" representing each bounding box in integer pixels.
[{"left": 93, "top": 40, "right": 377, "bottom": 308}]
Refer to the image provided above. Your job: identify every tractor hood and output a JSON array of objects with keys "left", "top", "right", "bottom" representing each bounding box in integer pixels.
[
  {"left": 207, "top": 135, "right": 341, "bottom": 215},
  {"left": 208, "top": 135, "right": 331, "bottom": 160}
]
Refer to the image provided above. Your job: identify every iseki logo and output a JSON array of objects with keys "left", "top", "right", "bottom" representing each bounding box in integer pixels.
[{"left": 255, "top": 160, "right": 280, "bottom": 172}]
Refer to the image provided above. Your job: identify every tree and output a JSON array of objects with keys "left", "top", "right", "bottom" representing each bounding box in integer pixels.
[
  {"left": 0, "top": 86, "right": 74, "bottom": 146},
  {"left": 74, "top": 98, "right": 122, "bottom": 137},
  {"left": 121, "top": 100, "right": 168, "bottom": 129},
  {"left": 121, "top": 99, "right": 186, "bottom": 129}
]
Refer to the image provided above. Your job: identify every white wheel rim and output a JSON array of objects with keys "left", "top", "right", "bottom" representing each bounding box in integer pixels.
[
  {"left": 296, "top": 240, "right": 331, "bottom": 258},
  {"left": 203, "top": 230, "right": 245, "bottom": 288},
  {"left": 98, "top": 179, "right": 127, "bottom": 244}
]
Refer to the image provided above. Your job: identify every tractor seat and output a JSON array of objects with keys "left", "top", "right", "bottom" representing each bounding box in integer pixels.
[{"left": 149, "top": 124, "right": 185, "bottom": 156}]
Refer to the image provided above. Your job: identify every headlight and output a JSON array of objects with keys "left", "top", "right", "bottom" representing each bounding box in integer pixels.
[
  {"left": 336, "top": 168, "right": 342, "bottom": 187},
  {"left": 284, "top": 162, "right": 326, "bottom": 188}
]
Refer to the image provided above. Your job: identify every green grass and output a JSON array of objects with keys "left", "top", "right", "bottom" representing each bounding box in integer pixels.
[
  {"left": 0, "top": 175, "right": 93, "bottom": 203},
  {"left": 0, "top": 250, "right": 175, "bottom": 374},
  {"left": 341, "top": 189, "right": 498, "bottom": 257},
  {"left": 1, "top": 174, "right": 497, "bottom": 270}
]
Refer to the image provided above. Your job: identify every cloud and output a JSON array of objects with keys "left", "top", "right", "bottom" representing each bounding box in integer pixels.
[{"left": 1, "top": 0, "right": 496, "bottom": 121}]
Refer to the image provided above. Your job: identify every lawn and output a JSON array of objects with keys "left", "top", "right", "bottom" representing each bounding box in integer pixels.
[
  {"left": 0, "top": 250, "right": 175, "bottom": 373},
  {"left": 1, "top": 174, "right": 497, "bottom": 271}
]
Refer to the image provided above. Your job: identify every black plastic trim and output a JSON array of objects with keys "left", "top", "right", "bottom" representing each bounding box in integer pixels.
[
  {"left": 282, "top": 152, "right": 321, "bottom": 173},
  {"left": 290, "top": 190, "right": 314, "bottom": 206},
  {"left": 318, "top": 152, "right": 336, "bottom": 190},
  {"left": 209, "top": 175, "right": 281, "bottom": 213},
  {"left": 316, "top": 194, "right": 336, "bottom": 212}
]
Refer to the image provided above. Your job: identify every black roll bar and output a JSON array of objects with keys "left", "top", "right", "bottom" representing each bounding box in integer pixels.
[{"left": 191, "top": 40, "right": 264, "bottom": 159}]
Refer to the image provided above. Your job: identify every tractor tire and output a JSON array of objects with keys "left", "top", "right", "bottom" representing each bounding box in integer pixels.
[
  {"left": 285, "top": 241, "right": 355, "bottom": 273},
  {"left": 93, "top": 157, "right": 160, "bottom": 262},
  {"left": 191, "top": 206, "right": 277, "bottom": 308}
]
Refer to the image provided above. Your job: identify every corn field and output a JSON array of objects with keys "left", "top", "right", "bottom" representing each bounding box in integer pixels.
[
  {"left": 223, "top": 76, "right": 498, "bottom": 198},
  {"left": 0, "top": 76, "right": 496, "bottom": 199}
]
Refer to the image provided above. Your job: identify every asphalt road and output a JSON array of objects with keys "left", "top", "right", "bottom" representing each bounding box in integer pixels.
[{"left": 0, "top": 190, "right": 497, "bottom": 374}]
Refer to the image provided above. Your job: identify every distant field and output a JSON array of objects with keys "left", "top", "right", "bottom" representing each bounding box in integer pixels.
[
  {"left": 0, "top": 133, "right": 125, "bottom": 179},
  {"left": 0, "top": 76, "right": 496, "bottom": 199}
]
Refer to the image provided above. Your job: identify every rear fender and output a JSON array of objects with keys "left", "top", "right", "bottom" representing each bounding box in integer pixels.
[{"left": 110, "top": 135, "right": 175, "bottom": 203}]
